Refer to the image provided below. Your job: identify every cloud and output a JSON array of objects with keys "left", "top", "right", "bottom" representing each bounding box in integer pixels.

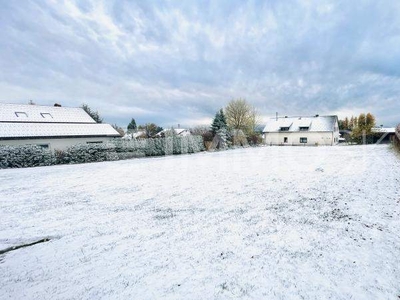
[{"left": 0, "top": 0, "right": 399, "bottom": 127}]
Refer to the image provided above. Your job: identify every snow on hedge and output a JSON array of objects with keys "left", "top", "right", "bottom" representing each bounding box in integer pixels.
[
  {"left": 0, "top": 135, "right": 204, "bottom": 169},
  {"left": 0, "top": 145, "right": 55, "bottom": 169},
  {"left": 395, "top": 124, "right": 400, "bottom": 151}
]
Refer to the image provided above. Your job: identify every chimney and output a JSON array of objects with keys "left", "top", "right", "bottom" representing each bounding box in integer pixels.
[
  {"left": 276, "top": 112, "right": 278, "bottom": 121},
  {"left": 178, "top": 123, "right": 180, "bottom": 129}
]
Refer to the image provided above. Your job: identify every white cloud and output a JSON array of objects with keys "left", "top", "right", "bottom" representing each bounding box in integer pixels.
[{"left": 0, "top": 0, "right": 399, "bottom": 127}]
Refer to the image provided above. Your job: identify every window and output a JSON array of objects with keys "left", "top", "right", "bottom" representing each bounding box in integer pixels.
[
  {"left": 40, "top": 113, "right": 53, "bottom": 119},
  {"left": 87, "top": 141, "right": 103, "bottom": 144},
  {"left": 284, "top": 137, "right": 288, "bottom": 143},
  {"left": 37, "top": 144, "right": 49, "bottom": 149},
  {"left": 300, "top": 137, "right": 307, "bottom": 143},
  {"left": 15, "top": 112, "right": 28, "bottom": 118},
  {"left": 280, "top": 127, "right": 290, "bottom": 131},
  {"left": 299, "top": 127, "right": 309, "bottom": 131}
]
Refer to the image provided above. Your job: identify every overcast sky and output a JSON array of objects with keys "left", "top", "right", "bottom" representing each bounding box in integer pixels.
[{"left": 1, "top": 0, "right": 399, "bottom": 128}]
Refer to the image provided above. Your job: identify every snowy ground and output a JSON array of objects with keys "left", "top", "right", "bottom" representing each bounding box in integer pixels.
[{"left": 0, "top": 145, "right": 399, "bottom": 299}]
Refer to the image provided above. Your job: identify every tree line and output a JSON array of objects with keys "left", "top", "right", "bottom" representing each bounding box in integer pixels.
[
  {"left": 82, "top": 102, "right": 391, "bottom": 147},
  {"left": 338, "top": 113, "right": 378, "bottom": 144},
  {"left": 81, "top": 99, "right": 263, "bottom": 147}
]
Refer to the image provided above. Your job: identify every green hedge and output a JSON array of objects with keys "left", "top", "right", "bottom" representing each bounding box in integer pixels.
[
  {"left": 0, "top": 145, "right": 55, "bottom": 169},
  {"left": 0, "top": 135, "right": 204, "bottom": 169}
]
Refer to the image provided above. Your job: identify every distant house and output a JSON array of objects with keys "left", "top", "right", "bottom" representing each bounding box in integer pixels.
[
  {"left": 122, "top": 130, "right": 147, "bottom": 139},
  {"left": 262, "top": 115, "right": 340, "bottom": 146},
  {"left": 155, "top": 128, "right": 191, "bottom": 137},
  {"left": 371, "top": 127, "right": 396, "bottom": 144},
  {"left": 0, "top": 103, "right": 120, "bottom": 151}
]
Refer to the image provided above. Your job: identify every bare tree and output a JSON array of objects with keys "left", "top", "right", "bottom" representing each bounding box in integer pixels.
[
  {"left": 138, "top": 123, "right": 163, "bottom": 138},
  {"left": 248, "top": 106, "right": 261, "bottom": 133},
  {"left": 190, "top": 126, "right": 211, "bottom": 136},
  {"left": 112, "top": 124, "right": 125, "bottom": 137},
  {"left": 225, "top": 98, "right": 259, "bottom": 134}
]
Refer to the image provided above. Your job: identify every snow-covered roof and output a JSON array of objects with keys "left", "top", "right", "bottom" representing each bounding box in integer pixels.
[
  {"left": 0, "top": 123, "right": 120, "bottom": 139},
  {"left": 156, "top": 128, "right": 189, "bottom": 136},
  {"left": 263, "top": 115, "right": 338, "bottom": 133},
  {"left": 371, "top": 127, "right": 395, "bottom": 133},
  {"left": 122, "top": 130, "right": 147, "bottom": 139},
  {"left": 277, "top": 119, "right": 293, "bottom": 128},
  {"left": 0, "top": 103, "right": 120, "bottom": 139},
  {"left": 0, "top": 103, "right": 95, "bottom": 123}
]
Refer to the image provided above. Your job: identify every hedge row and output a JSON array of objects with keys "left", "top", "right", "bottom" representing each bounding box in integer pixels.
[
  {"left": 0, "top": 145, "right": 55, "bottom": 169},
  {"left": 0, "top": 135, "right": 204, "bottom": 169},
  {"left": 395, "top": 124, "right": 400, "bottom": 152}
]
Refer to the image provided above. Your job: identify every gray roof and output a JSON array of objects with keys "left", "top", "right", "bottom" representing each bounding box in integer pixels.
[
  {"left": 0, "top": 103, "right": 120, "bottom": 139},
  {"left": 263, "top": 115, "right": 338, "bottom": 133},
  {"left": 0, "top": 103, "right": 95, "bottom": 123}
]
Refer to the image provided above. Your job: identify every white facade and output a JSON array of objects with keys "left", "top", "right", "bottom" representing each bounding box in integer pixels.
[
  {"left": 0, "top": 137, "right": 113, "bottom": 151},
  {"left": 263, "top": 115, "right": 340, "bottom": 146},
  {"left": 0, "top": 103, "right": 120, "bottom": 151},
  {"left": 156, "top": 128, "right": 191, "bottom": 137}
]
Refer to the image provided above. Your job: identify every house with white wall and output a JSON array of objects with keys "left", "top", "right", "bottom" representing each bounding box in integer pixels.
[
  {"left": 0, "top": 103, "right": 120, "bottom": 151},
  {"left": 155, "top": 128, "right": 191, "bottom": 137},
  {"left": 263, "top": 115, "right": 340, "bottom": 146}
]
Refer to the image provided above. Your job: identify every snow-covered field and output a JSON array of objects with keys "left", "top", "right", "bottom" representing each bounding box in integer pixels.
[{"left": 0, "top": 145, "right": 399, "bottom": 299}]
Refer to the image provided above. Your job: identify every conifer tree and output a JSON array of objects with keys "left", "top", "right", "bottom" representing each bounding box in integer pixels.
[
  {"left": 211, "top": 109, "right": 227, "bottom": 135},
  {"left": 81, "top": 104, "right": 103, "bottom": 123},
  {"left": 344, "top": 117, "right": 349, "bottom": 130},
  {"left": 127, "top": 118, "right": 137, "bottom": 132}
]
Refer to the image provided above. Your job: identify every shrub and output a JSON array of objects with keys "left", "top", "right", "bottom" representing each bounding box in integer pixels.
[
  {"left": 0, "top": 145, "right": 55, "bottom": 169},
  {"left": 0, "top": 135, "right": 205, "bottom": 169},
  {"left": 58, "top": 143, "right": 119, "bottom": 164},
  {"left": 247, "top": 133, "right": 263, "bottom": 146}
]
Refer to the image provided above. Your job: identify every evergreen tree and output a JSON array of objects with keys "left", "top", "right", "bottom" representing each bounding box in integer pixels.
[
  {"left": 338, "top": 120, "right": 345, "bottom": 130},
  {"left": 81, "top": 104, "right": 103, "bottom": 123},
  {"left": 219, "top": 109, "right": 227, "bottom": 128},
  {"left": 211, "top": 109, "right": 227, "bottom": 135},
  {"left": 344, "top": 117, "right": 349, "bottom": 130},
  {"left": 127, "top": 118, "right": 137, "bottom": 132}
]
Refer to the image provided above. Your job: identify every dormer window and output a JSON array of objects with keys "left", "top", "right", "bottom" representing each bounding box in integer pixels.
[
  {"left": 299, "top": 127, "right": 309, "bottom": 131},
  {"left": 280, "top": 127, "right": 290, "bottom": 131},
  {"left": 15, "top": 112, "right": 28, "bottom": 118},
  {"left": 40, "top": 113, "right": 53, "bottom": 119}
]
